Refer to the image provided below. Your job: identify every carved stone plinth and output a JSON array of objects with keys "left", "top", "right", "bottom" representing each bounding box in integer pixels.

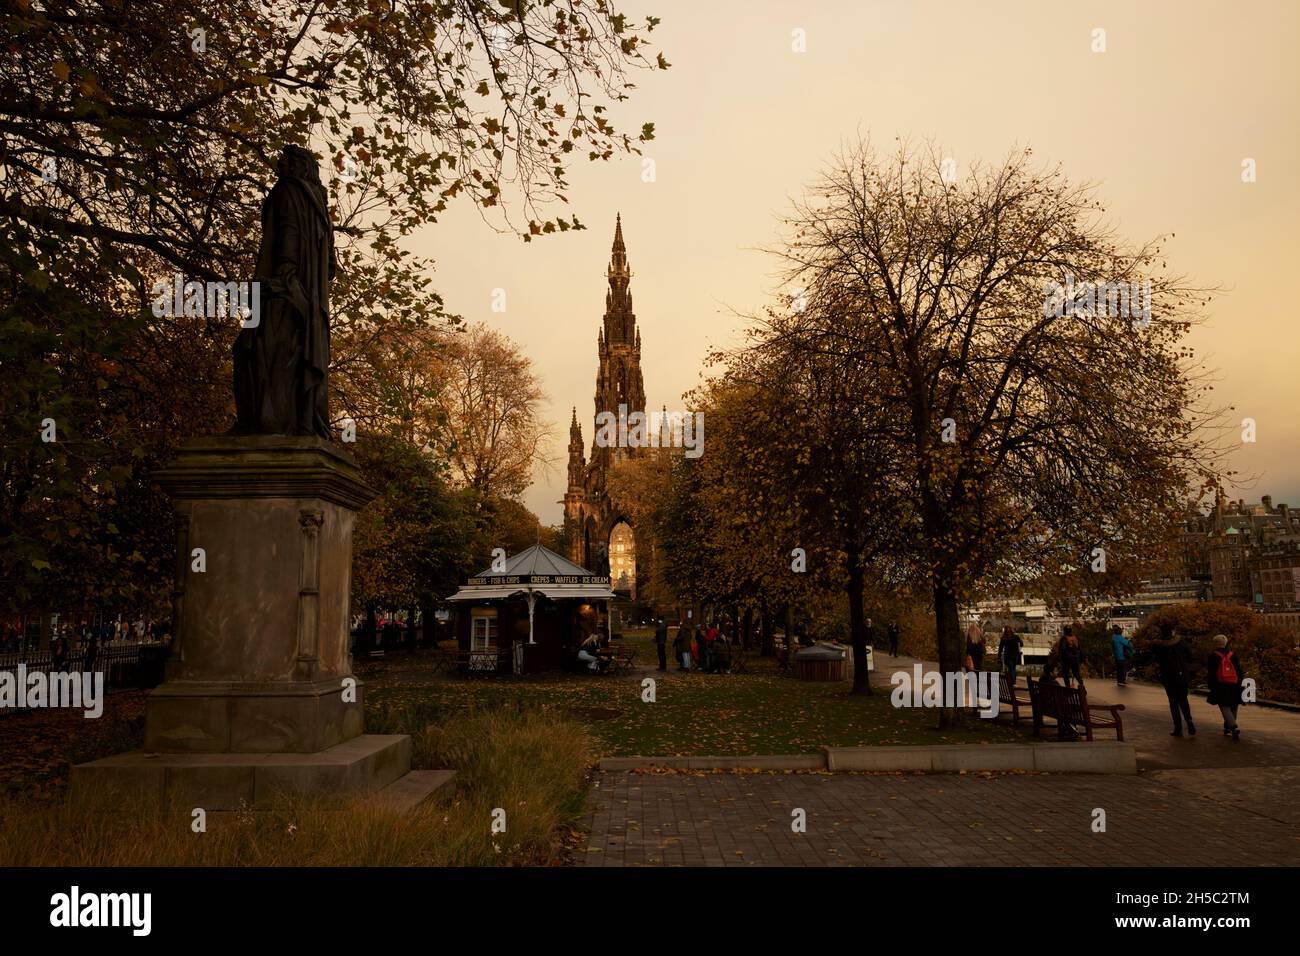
[{"left": 70, "top": 436, "right": 452, "bottom": 810}]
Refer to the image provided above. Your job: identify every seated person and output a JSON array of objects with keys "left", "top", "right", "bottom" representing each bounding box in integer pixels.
[
  {"left": 1037, "top": 664, "right": 1079, "bottom": 740},
  {"left": 577, "top": 632, "right": 602, "bottom": 673}
]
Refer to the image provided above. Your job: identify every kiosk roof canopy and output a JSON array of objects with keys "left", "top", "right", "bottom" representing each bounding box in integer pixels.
[
  {"left": 472, "top": 544, "right": 594, "bottom": 580},
  {"left": 445, "top": 544, "right": 615, "bottom": 602}
]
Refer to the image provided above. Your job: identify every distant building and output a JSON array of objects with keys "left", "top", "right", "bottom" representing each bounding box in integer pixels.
[
  {"left": 1206, "top": 494, "right": 1300, "bottom": 607},
  {"left": 970, "top": 493, "right": 1300, "bottom": 636}
]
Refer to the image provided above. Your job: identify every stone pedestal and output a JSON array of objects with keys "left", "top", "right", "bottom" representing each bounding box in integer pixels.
[{"left": 71, "top": 437, "right": 451, "bottom": 810}]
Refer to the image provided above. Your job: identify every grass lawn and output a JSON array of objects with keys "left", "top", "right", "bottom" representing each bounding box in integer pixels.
[{"left": 361, "top": 649, "right": 1030, "bottom": 757}]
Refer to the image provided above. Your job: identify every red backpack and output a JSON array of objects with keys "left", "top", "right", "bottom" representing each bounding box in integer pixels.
[{"left": 1215, "top": 651, "right": 1239, "bottom": 685}]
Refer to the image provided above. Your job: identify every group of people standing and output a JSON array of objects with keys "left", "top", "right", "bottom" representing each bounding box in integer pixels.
[{"left": 660, "top": 619, "right": 732, "bottom": 673}]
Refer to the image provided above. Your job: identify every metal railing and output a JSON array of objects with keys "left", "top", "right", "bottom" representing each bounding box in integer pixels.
[{"left": 0, "top": 641, "right": 168, "bottom": 712}]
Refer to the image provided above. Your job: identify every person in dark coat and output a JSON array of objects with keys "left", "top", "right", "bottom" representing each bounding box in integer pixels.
[
  {"left": 1151, "top": 622, "right": 1196, "bottom": 737},
  {"left": 887, "top": 621, "right": 900, "bottom": 657},
  {"left": 82, "top": 631, "right": 99, "bottom": 676},
  {"left": 1036, "top": 663, "right": 1079, "bottom": 739},
  {"left": 653, "top": 618, "right": 669, "bottom": 672},
  {"left": 673, "top": 625, "right": 692, "bottom": 671},
  {"left": 1206, "top": 633, "right": 1244, "bottom": 740},
  {"left": 997, "top": 626, "right": 1022, "bottom": 687},
  {"left": 50, "top": 633, "right": 70, "bottom": 671},
  {"left": 1059, "top": 625, "right": 1084, "bottom": 688}
]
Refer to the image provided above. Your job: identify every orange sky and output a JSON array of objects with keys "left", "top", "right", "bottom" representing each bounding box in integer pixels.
[{"left": 410, "top": 0, "right": 1300, "bottom": 525}]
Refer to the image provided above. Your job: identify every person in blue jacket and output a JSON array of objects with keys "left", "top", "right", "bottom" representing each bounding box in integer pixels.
[{"left": 1110, "top": 624, "right": 1134, "bottom": 685}]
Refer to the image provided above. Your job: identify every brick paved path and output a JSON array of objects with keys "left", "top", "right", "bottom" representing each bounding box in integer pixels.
[
  {"left": 579, "top": 651, "right": 1300, "bottom": 866},
  {"left": 581, "top": 768, "right": 1300, "bottom": 866}
]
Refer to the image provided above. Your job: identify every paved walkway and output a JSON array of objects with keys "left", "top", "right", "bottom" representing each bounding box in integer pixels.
[
  {"left": 580, "top": 654, "right": 1300, "bottom": 866},
  {"left": 880, "top": 652, "right": 1300, "bottom": 771},
  {"left": 581, "top": 769, "right": 1300, "bottom": 866}
]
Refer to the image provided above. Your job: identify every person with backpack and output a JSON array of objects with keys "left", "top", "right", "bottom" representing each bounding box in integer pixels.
[
  {"left": 1206, "top": 634, "right": 1244, "bottom": 740},
  {"left": 1111, "top": 624, "right": 1134, "bottom": 685},
  {"left": 1058, "top": 626, "right": 1084, "bottom": 688},
  {"left": 1151, "top": 622, "right": 1196, "bottom": 737}
]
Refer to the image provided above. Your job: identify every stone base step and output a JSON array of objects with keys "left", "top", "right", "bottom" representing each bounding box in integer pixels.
[
  {"left": 70, "top": 734, "right": 413, "bottom": 811},
  {"left": 374, "top": 770, "right": 457, "bottom": 812}
]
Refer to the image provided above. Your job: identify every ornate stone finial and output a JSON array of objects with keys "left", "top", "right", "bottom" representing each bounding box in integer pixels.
[{"left": 608, "top": 212, "right": 629, "bottom": 278}]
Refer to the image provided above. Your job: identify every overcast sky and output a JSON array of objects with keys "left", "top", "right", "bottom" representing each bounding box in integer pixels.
[{"left": 408, "top": 0, "right": 1300, "bottom": 525}]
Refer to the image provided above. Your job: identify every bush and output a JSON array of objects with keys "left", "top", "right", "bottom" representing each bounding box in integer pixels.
[
  {"left": 0, "top": 707, "right": 593, "bottom": 867},
  {"left": 1074, "top": 620, "right": 1115, "bottom": 679},
  {"left": 1131, "top": 602, "right": 1300, "bottom": 704}
]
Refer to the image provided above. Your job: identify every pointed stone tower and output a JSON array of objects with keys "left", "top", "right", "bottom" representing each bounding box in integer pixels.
[
  {"left": 593, "top": 213, "right": 647, "bottom": 470},
  {"left": 563, "top": 214, "right": 673, "bottom": 614}
]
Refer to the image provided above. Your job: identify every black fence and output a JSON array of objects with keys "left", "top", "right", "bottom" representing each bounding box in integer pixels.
[{"left": 0, "top": 641, "right": 169, "bottom": 713}]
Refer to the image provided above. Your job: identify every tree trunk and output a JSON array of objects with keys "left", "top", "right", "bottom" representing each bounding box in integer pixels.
[
  {"left": 760, "top": 604, "right": 774, "bottom": 657},
  {"left": 742, "top": 606, "right": 754, "bottom": 651},
  {"left": 933, "top": 580, "right": 964, "bottom": 728},
  {"left": 405, "top": 606, "right": 417, "bottom": 652},
  {"left": 419, "top": 597, "right": 437, "bottom": 648},
  {"left": 848, "top": 555, "right": 871, "bottom": 695},
  {"left": 358, "top": 603, "right": 378, "bottom": 656}
]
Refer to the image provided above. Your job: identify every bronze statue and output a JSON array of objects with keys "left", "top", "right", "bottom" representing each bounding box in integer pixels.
[{"left": 233, "top": 145, "right": 336, "bottom": 439}]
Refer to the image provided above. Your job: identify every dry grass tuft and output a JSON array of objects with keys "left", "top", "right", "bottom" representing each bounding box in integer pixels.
[{"left": 0, "top": 709, "right": 592, "bottom": 867}]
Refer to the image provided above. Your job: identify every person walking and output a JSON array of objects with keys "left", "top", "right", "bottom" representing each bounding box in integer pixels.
[
  {"left": 1206, "top": 634, "right": 1244, "bottom": 740},
  {"left": 1151, "top": 622, "right": 1196, "bottom": 737},
  {"left": 1110, "top": 624, "right": 1134, "bottom": 685},
  {"left": 83, "top": 630, "right": 99, "bottom": 677},
  {"left": 997, "top": 626, "right": 1022, "bottom": 687},
  {"left": 965, "top": 621, "right": 986, "bottom": 672},
  {"left": 654, "top": 618, "right": 669, "bottom": 672},
  {"left": 1059, "top": 625, "right": 1084, "bottom": 689},
  {"left": 887, "top": 620, "right": 900, "bottom": 657}
]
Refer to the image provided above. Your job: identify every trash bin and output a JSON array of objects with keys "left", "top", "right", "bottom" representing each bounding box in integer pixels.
[{"left": 793, "top": 644, "right": 847, "bottom": 681}]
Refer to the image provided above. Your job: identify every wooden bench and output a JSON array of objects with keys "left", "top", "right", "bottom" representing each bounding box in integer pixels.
[
  {"left": 1027, "top": 677, "right": 1125, "bottom": 741},
  {"left": 999, "top": 673, "right": 1032, "bottom": 725}
]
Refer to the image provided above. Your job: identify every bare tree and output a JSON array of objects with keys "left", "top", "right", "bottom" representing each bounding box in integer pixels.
[{"left": 772, "top": 138, "right": 1227, "bottom": 725}]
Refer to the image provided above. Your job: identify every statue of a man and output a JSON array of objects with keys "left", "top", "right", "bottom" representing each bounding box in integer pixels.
[{"left": 233, "top": 145, "right": 336, "bottom": 439}]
